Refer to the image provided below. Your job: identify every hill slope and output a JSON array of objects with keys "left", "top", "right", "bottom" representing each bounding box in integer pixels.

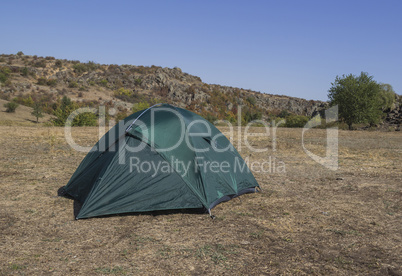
[
  {"left": 0, "top": 99, "right": 53, "bottom": 126},
  {"left": 0, "top": 53, "right": 326, "bottom": 123}
]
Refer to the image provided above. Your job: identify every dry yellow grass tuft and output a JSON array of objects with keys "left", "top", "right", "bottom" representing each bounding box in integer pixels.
[{"left": 0, "top": 126, "right": 401, "bottom": 275}]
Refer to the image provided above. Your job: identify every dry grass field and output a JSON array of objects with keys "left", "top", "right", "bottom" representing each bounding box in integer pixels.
[{"left": 0, "top": 125, "right": 401, "bottom": 275}]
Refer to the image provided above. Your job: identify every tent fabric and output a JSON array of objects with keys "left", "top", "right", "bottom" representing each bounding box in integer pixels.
[{"left": 63, "top": 104, "right": 259, "bottom": 219}]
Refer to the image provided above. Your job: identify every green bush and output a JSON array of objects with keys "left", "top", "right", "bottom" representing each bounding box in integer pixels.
[
  {"left": 4, "top": 102, "right": 19, "bottom": 113},
  {"left": 99, "top": 79, "right": 108, "bottom": 87},
  {"left": 73, "top": 61, "right": 99, "bottom": 74},
  {"left": 55, "top": 60, "right": 63, "bottom": 68},
  {"left": 68, "top": 81, "right": 79, "bottom": 88},
  {"left": 33, "top": 60, "right": 47, "bottom": 68},
  {"left": 285, "top": 115, "right": 310, "bottom": 128},
  {"left": 278, "top": 110, "right": 290, "bottom": 118},
  {"left": 0, "top": 67, "right": 11, "bottom": 83},
  {"left": 114, "top": 88, "right": 140, "bottom": 103},
  {"left": 37, "top": 77, "right": 47, "bottom": 85},
  {"left": 246, "top": 96, "right": 257, "bottom": 106},
  {"left": 132, "top": 102, "right": 150, "bottom": 113},
  {"left": 21, "top": 67, "right": 29, "bottom": 77},
  {"left": 134, "top": 78, "right": 142, "bottom": 86},
  {"left": 47, "top": 79, "right": 57, "bottom": 87}
]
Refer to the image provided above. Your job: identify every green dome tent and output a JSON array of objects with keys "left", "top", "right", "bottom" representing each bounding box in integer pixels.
[{"left": 61, "top": 104, "right": 259, "bottom": 219}]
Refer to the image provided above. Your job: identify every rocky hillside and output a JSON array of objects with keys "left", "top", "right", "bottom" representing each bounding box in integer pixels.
[{"left": 0, "top": 53, "right": 327, "bottom": 123}]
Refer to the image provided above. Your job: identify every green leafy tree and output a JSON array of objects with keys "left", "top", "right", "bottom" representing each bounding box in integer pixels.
[
  {"left": 328, "top": 72, "right": 382, "bottom": 129},
  {"left": 53, "top": 96, "right": 97, "bottom": 126},
  {"left": 31, "top": 102, "right": 44, "bottom": 123},
  {"left": 378, "top": 83, "right": 396, "bottom": 111},
  {"left": 53, "top": 96, "right": 76, "bottom": 126}
]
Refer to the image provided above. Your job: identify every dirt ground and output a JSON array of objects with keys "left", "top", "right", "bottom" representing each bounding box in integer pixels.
[{"left": 0, "top": 126, "right": 401, "bottom": 275}]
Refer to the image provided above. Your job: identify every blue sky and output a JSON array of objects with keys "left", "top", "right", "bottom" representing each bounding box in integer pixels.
[{"left": 1, "top": 0, "right": 401, "bottom": 101}]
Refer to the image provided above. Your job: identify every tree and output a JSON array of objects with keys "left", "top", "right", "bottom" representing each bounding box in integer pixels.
[
  {"left": 378, "top": 83, "right": 396, "bottom": 111},
  {"left": 31, "top": 102, "right": 44, "bottom": 123},
  {"left": 53, "top": 96, "right": 98, "bottom": 126},
  {"left": 328, "top": 72, "right": 382, "bottom": 129}
]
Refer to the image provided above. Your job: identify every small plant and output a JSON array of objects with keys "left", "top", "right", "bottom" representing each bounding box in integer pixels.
[
  {"left": 0, "top": 66, "right": 11, "bottom": 83},
  {"left": 134, "top": 78, "right": 142, "bottom": 86},
  {"left": 21, "top": 67, "right": 29, "bottom": 77},
  {"left": 33, "top": 60, "right": 47, "bottom": 68},
  {"left": 4, "top": 102, "right": 19, "bottom": 113},
  {"left": 55, "top": 60, "right": 62, "bottom": 68},
  {"left": 46, "top": 79, "right": 57, "bottom": 87},
  {"left": 278, "top": 110, "right": 290, "bottom": 118},
  {"left": 37, "top": 77, "right": 47, "bottom": 85},
  {"left": 246, "top": 96, "right": 257, "bottom": 106},
  {"left": 132, "top": 102, "right": 149, "bottom": 113},
  {"left": 99, "top": 79, "right": 108, "bottom": 87},
  {"left": 68, "top": 81, "right": 79, "bottom": 88},
  {"left": 16, "top": 51, "right": 24, "bottom": 56}
]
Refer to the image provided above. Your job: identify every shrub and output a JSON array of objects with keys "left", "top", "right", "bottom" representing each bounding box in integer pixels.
[
  {"left": 68, "top": 81, "right": 79, "bottom": 88},
  {"left": 134, "top": 78, "right": 142, "bottom": 86},
  {"left": 33, "top": 60, "right": 47, "bottom": 68},
  {"left": 114, "top": 88, "right": 133, "bottom": 97},
  {"left": 204, "top": 112, "right": 218, "bottom": 124},
  {"left": 21, "top": 67, "right": 29, "bottom": 77},
  {"left": 0, "top": 67, "right": 11, "bottom": 83},
  {"left": 132, "top": 102, "right": 150, "bottom": 113},
  {"left": 278, "top": 110, "right": 290, "bottom": 118},
  {"left": 99, "top": 79, "right": 108, "bottom": 87},
  {"left": 37, "top": 77, "right": 47, "bottom": 85},
  {"left": 4, "top": 102, "right": 19, "bottom": 113},
  {"left": 285, "top": 115, "right": 310, "bottom": 128},
  {"left": 17, "top": 51, "right": 24, "bottom": 56},
  {"left": 115, "top": 110, "right": 128, "bottom": 122},
  {"left": 55, "top": 60, "right": 63, "bottom": 68},
  {"left": 73, "top": 61, "right": 99, "bottom": 74},
  {"left": 46, "top": 79, "right": 57, "bottom": 87},
  {"left": 246, "top": 96, "right": 257, "bottom": 106}
]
